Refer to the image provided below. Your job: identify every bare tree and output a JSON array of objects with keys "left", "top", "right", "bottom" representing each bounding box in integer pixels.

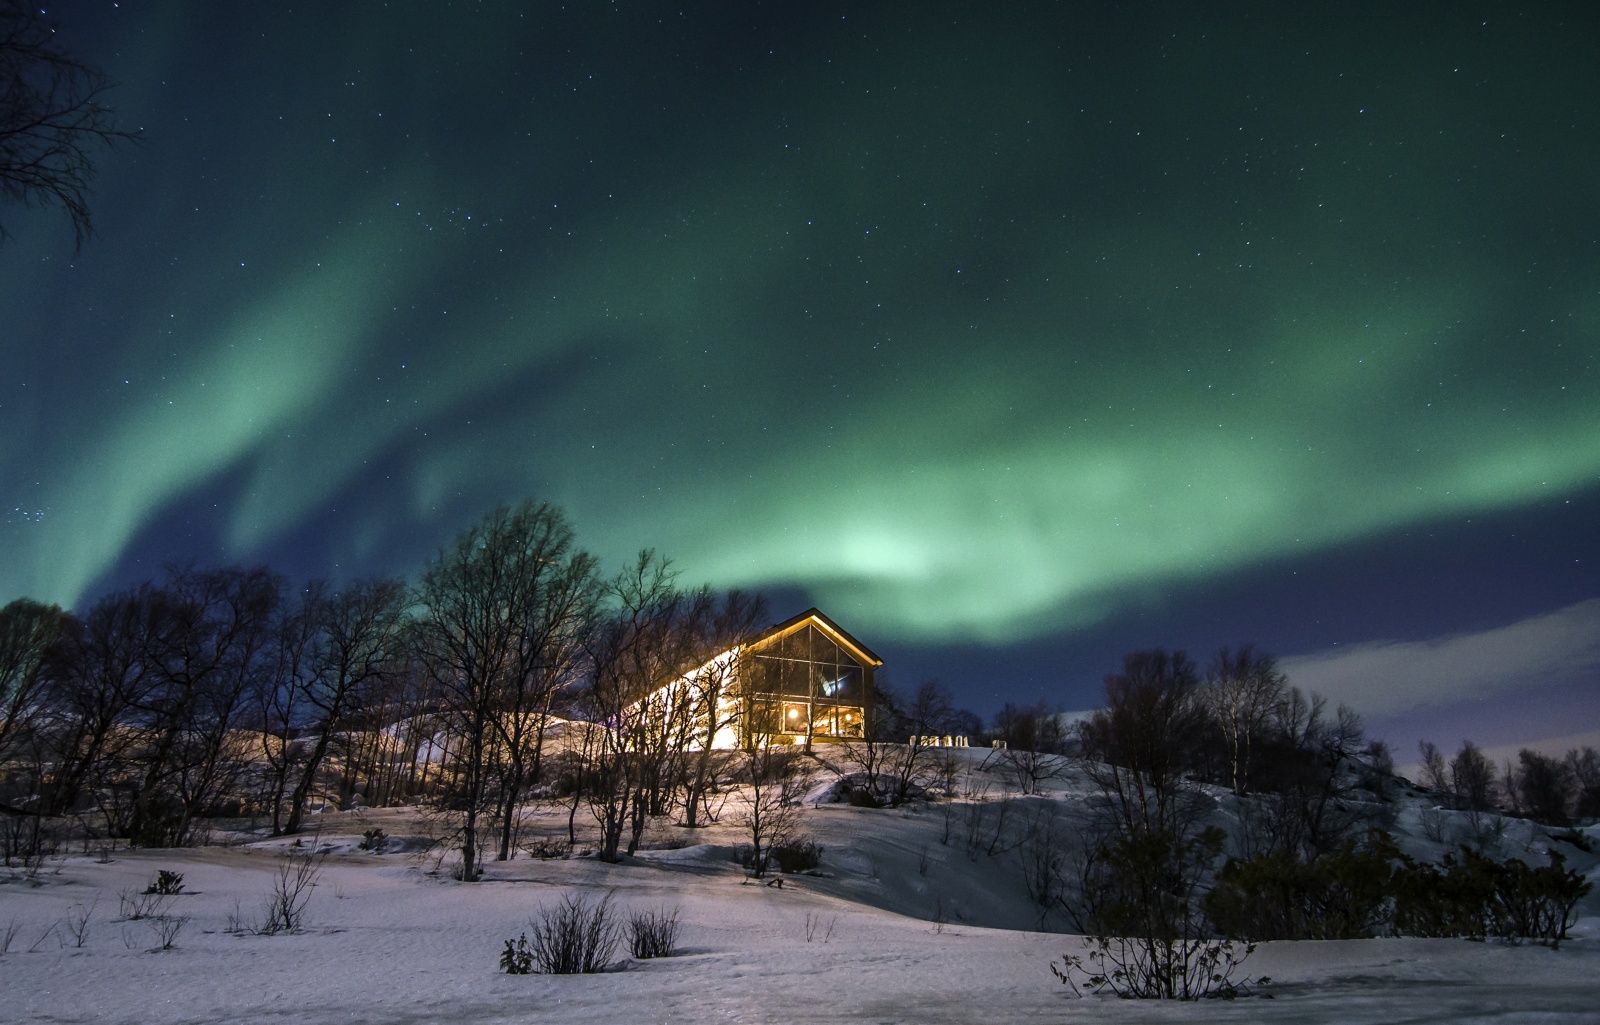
[
  {"left": 489, "top": 544, "right": 598, "bottom": 862},
  {"left": 1449, "top": 740, "right": 1497, "bottom": 813},
  {"left": 126, "top": 567, "right": 280, "bottom": 847},
  {"left": 1246, "top": 689, "right": 1368, "bottom": 858},
  {"left": 344, "top": 653, "right": 440, "bottom": 808},
  {"left": 1509, "top": 749, "right": 1573, "bottom": 825},
  {"left": 1568, "top": 747, "right": 1600, "bottom": 821},
  {"left": 738, "top": 741, "right": 813, "bottom": 878},
  {"left": 575, "top": 556, "right": 768, "bottom": 856},
  {"left": 0, "top": 598, "right": 71, "bottom": 858},
  {"left": 414, "top": 501, "right": 589, "bottom": 880},
  {"left": 987, "top": 700, "right": 1072, "bottom": 796},
  {"left": 581, "top": 552, "right": 708, "bottom": 861},
  {"left": 836, "top": 682, "right": 987, "bottom": 806},
  {"left": 0, "top": 1, "right": 139, "bottom": 244},
  {"left": 34, "top": 589, "right": 153, "bottom": 827},
  {"left": 1204, "top": 646, "right": 1285, "bottom": 795},
  {"left": 677, "top": 591, "right": 767, "bottom": 828},
  {"left": 0, "top": 598, "right": 70, "bottom": 768},
  {"left": 1079, "top": 650, "right": 1207, "bottom": 841},
  {"left": 1418, "top": 740, "right": 1451, "bottom": 797},
  {"left": 870, "top": 681, "right": 964, "bottom": 804},
  {"left": 1069, "top": 650, "right": 1235, "bottom": 995},
  {"left": 280, "top": 578, "right": 410, "bottom": 835},
  {"left": 255, "top": 584, "right": 321, "bottom": 834}
]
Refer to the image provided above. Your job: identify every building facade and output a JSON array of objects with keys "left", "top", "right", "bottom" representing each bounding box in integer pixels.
[
  {"left": 642, "top": 607, "right": 882, "bottom": 749},
  {"left": 738, "top": 608, "right": 881, "bottom": 747}
]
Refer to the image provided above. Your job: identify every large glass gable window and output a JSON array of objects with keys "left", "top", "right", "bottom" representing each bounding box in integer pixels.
[{"left": 749, "top": 624, "right": 865, "bottom": 738}]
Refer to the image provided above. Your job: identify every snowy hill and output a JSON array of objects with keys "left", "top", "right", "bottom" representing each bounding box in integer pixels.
[{"left": 2, "top": 747, "right": 1598, "bottom": 1024}]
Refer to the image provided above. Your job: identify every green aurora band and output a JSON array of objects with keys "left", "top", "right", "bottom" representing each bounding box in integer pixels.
[{"left": 2, "top": 4, "right": 1596, "bottom": 644}]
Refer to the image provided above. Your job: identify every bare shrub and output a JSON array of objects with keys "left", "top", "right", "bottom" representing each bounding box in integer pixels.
[
  {"left": 66, "top": 895, "right": 98, "bottom": 948},
  {"left": 117, "top": 888, "right": 171, "bottom": 921},
  {"left": 526, "top": 892, "right": 620, "bottom": 974},
  {"left": 225, "top": 898, "right": 249, "bottom": 935},
  {"left": 1, "top": 814, "right": 62, "bottom": 877},
  {"left": 1053, "top": 935, "right": 1262, "bottom": 1000},
  {"left": 986, "top": 747, "right": 1070, "bottom": 796},
  {"left": 627, "top": 905, "right": 681, "bottom": 959},
  {"left": 259, "top": 843, "right": 326, "bottom": 934},
  {"left": 962, "top": 794, "right": 1021, "bottom": 860},
  {"left": 1465, "top": 808, "right": 1507, "bottom": 849},
  {"left": 928, "top": 749, "right": 962, "bottom": 799},
  {"left": 1017, "top": 806, "right": 1067, "bottom": 911},
  {"left": 2, "top": 918, "right": 20, "bottom": 954},
  {"left": 803, "top": 911, "right": 836, "bottom": 943},
  {"left": 27, "top": 921, "right": 56, "bottom": 952},
  {"left": 148, "top": 913, "right": 187, "bottom": 950}
]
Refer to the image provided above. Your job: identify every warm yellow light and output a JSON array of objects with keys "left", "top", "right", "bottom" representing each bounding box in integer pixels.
[{"left": 787, "top": 707, "right": 799, "bottom": 719}]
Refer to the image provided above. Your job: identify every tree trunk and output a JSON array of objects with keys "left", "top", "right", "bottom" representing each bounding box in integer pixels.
[
  {"left": 284, "top": 728, "right": 335, "bottom": 835},
  {"left": 497, "top": 757, "right": 523, "bottom": 861}
]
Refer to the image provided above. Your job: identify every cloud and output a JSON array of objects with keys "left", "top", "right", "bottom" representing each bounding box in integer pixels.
[{"left": 1280, "top": 599, "right": 1600, "bottom": 718}]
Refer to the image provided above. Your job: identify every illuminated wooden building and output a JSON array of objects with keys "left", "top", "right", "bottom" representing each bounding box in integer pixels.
[{"left": 640, "top": 608, "right": 882, "bottom": 749}]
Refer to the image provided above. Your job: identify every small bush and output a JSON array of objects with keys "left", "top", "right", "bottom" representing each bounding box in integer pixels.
[
  {"left": 843, "top": 784, "right": 883, "bottom": 808},
  {"left": 521, "top": 838, "right": 572, "bottom": 860},
  {"left": 358, "top": 828, "right": 387, "bottom": 852},
  {"left": 144, "top": 870, "right": 184, "bottom": 896},
  {"left": 769, "top": 836, "right": 824, "bottom": 874},
  {"left": 1395, "top": 847, "right": 1591, "bottom": 947},
  {"left": 118, "top": 888, "right": 171, "bottom": 921},
  {"left": 500, "top": 933, "right": 534, "bottom": 974},
  {"left": 526, "top": 892, "right": 620, "bottom": 974},
  {"left": 1054, "top": 936, "right": 1263, "bottom": 1000},
  {"left": 738, "top": 836, "right": 824, "bottom": 874},
  {"left": 1392, "top": 852, "right": 1496, "bottom": 940},
  {"left": 628, "top": 905, "right": 681, "bottom": 959},
  {"left": 1207, "top": 835, "right": 1398, "bottom": 941}
]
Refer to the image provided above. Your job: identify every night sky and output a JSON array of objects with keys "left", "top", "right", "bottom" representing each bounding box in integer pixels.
[{"left": 3, "top": 2, "right": 1597, "bottom": 756}]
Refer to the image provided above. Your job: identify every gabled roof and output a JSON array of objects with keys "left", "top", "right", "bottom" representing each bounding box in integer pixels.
[{"left": 746, "top": 607, "right": 883, "bottom": 667}]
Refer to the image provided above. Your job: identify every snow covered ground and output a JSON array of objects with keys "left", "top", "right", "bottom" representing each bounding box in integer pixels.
[{"left": 3, "top": 752, "right": 1598, "bottom": 1024}]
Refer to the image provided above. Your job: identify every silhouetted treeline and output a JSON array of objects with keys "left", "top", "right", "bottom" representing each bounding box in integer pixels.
[
  {"left": 1057, "top": 645, "right": 1592, "bottom": 967},
  {"left": 1418, "top": 737, "right": 1600, "bottom": 826},
  {"left": 1, "top": 566, "right": 443, "bottom": 856},
  {"left": 0, "top": 501, "right": 780, "bottom": 877}
]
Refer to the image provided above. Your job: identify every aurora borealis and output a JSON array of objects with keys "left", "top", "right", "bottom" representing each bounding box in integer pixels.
[{"left": 3, "top": 2, "right": 1597, "bottom": 750}]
